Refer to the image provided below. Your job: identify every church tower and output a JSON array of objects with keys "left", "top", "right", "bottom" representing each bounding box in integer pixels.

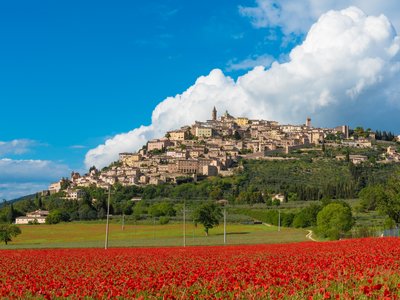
[
  {"left": 212, "top": 106, "right": 217, "bottom": 121},
  {"left": 306, "top": 117, "right": 311, "bottom": 128}
]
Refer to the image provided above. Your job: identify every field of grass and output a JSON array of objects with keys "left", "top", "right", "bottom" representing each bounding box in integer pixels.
[
  {"left": 344, "top": 199, "right": 387, "bottom": 228},
  {"left": 0, "top": 222, "right": 311, "bottom": 249}
]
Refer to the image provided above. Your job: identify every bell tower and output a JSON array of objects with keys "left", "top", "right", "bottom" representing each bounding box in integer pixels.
[
  {"left": 306, "top": 117, "right": 311, "bottom": 128},
  {"left": 212, "top": 106, "right": 217, "bottom": 121}
]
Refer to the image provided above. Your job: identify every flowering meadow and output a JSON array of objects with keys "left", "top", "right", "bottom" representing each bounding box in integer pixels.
[{"left": 1, "top": 238, "right": 400, "bottom": 299}]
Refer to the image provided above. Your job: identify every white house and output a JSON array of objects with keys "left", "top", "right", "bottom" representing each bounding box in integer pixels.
[
  {"left": 15, "top": 210, "right": 49, "bottom": 224},
  {"left": 272, "top": 194, "right": 285, "bottom": 203}
]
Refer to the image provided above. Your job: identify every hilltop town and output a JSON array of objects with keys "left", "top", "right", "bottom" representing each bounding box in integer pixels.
[{"left": 47, "top": 108, "right": 400, "bottom": 198}]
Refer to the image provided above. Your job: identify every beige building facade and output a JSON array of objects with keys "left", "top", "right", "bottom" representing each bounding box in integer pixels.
[
  {"left": 120, "top": 153, "right": 142, "bottom": 167},
  {"left": 15, "top": 210, "right": 49, "bottom": 224},
  {"left": 235, "top": 117, "right": 249, "bottom": 126},
  {"left": 168, "top": 130, "right": 188, "bottom": 141},
  {"left": 195, "top": 127, "right": 213, "bottom": 138},
  {"left": 147, "top": 139, "right": 171, "bottom": 151}
]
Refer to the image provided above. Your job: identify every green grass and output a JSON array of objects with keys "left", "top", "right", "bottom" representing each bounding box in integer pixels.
[
  {"left": 0, "top": 222, "right": 311, "bottom": 249},
  {"left": 344, "top": 199, "right": 387, "bottom": 228}
]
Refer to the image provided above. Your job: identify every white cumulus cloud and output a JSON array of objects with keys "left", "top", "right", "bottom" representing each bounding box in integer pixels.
[
  {"left": 0, "top": 139, "right": 38, "bottom": 156},
  {"left": 0, "top": 158, "right": 70, "bottom": 182},
  {"left": 85, "top": 7, "right": 400, "bottom": 169},
  {"left": 239, "top": 0, "right": 400, "bottom": 34},
  {"left": 0, "top": 158, "right": 71, "bottom": 200}
]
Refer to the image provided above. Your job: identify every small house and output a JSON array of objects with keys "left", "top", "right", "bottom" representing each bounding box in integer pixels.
[{"left": 15, "top": 210, "right": 49, "bottom": 224}]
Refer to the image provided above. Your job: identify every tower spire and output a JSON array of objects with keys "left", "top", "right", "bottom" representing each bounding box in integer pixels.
[{"left": 212, "top": 106, "right": 217, "bottom": 121}]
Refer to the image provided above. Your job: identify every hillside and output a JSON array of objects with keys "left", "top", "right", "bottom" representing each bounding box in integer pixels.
[
  {"left": 2, "top": 116, "right": 400, "bottom": 241},
  {"left": 0, "top": 194, "right": 35, "bottom": 208}
]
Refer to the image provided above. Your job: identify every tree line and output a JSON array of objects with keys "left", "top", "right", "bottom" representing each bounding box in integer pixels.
[
  {"left": 358, "top": 170, "right": 400, "bottom": 227},
  {"left": 375, "top": 130, "right": 397, "bottom": 141},
  {"left": 1, "top": 157, "right": 399, "bottom": 223}
]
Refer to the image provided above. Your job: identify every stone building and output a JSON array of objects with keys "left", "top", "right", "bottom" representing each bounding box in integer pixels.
[
  {"left": 147, "top": 139, "right": 172, "bottom": 151},
  {"left": 176, "top": 159, "right": 199, "bottom": 174},
  {"left": 119, "top": 153, "right": 142, "bottom": 167},
  {"left": 168, "top": 130, "right": 188, "bottom": 141},
  {"left": 195, "top": 126, "right": 213, "bottom": 138}
]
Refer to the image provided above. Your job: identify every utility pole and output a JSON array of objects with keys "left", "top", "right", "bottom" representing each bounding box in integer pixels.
[
  {"left": 183, "top": 199, "right": 186, "bottom": 247},
  {"left": 153, "top": 217, "right": 156, "bottom": 240},
  {"left": 278, "top": 209, "right": 281, "bottom": 232},
  {"left": 192, "top": 218, "right": 195, "bottom": 246},
  {"left": 121, "top": 213, "right": 125, "bottom": 231},
  {"left": 223, "top": 206, "right": 227, "bottom": 244},
  {"left": 105, "top": 187, "right": 111, "bottom": 249}
]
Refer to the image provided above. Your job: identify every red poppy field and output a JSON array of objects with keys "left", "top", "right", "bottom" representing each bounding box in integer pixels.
[{"left": 1, "top": 238, "right": 400, "bottom": 299}]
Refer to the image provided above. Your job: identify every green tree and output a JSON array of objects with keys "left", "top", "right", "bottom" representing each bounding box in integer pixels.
[
  {"left": 6, "top": 203, "right": 15, "bottom": 223},
  {"left": 121, "top": 201, "right": 134, "bottom": 215},
  {"left": 78, "top": 205, "right": 97, "bottom": 220},
  {"left": 13, "top": 198, "right": 35, "bottom": 215},
  {"left": 292, "top": 204, "right": 322, "bottom": 228},
  {"left": 316, "top": 203, "right": 354, "bottom": 240},
  {"left": 133, "top": 201, "right": 148, "bottom": 220},
  {"left": 46, "top": 210, "right": 69, "bottom": 224},
  {"left": 377, "top": 172, "right": 400, "bottom": 224},
  {"left": 287, "top": 192, "right": 298, "bottom": 202},
  {"left": 46, "top": 212, "right": 61, "bottom": 224},
  {"left": 384, "top": 217, "right": 396, "bottom": 230},
  {"left": 0, "top": 224, "right": 22, "bottom": 245},
  {"left": 193, "top": 202, "right": 222, "bottom": 236},
  {"left": 325, "top": 133, "right": 337, "bottom": 141},
  {"left": 352, "top": 126, "right": 364, "bottom": 139},
  {"left": 149, "top": 201, "right": 176, "bottom": 218},
  {"left": 0, "top": 203, "right": 17, "bottom": 223},
  {"left": 281, "top": 212, "right": 295, "bottom": 227},
  {"left": 60, "top": 178, "right": 71, "bottom": 190},
  {"left": 345, "top": 147, "right": 350, "bottom": 163},
  {"left": 159, "top": 216, "right": 170, "bottom": 225},
  {"left": 209, "top": 187, "right": 223, "bottom": 200},
  {"left": 358, "top": 185, "right": 386, "bottom": 211},
  {"left": 34, "top": 193, "right": 44, "bottom": 209}
]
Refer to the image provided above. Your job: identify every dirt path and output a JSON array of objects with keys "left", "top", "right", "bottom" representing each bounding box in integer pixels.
[
  {"left": 263, "top": 223, "right": 317, "bottom": 242},
  {"left": 306, "top": 230, "right": 317, "bottom": 241}
]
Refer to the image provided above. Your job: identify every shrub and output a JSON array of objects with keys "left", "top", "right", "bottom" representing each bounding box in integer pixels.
[
  {"left": 159, "top": 216, "right": 170, "bottom": 225},
  {"left": 316, "top": 203, "right": 354, "bottom": 240}
]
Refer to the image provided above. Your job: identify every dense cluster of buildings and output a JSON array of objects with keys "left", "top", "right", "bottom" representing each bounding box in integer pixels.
[{"left": 47, "top": 108, "right": 393, "bottom": 194}]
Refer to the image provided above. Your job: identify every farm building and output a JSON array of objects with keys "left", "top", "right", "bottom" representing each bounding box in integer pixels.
[{"left": 15, "top": 210, "right": 49, "bottom": 225}]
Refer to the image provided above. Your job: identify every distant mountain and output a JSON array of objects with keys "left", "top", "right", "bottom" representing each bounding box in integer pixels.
[{"left": 0, "top": 194, "right": 35, "bottom": 208}]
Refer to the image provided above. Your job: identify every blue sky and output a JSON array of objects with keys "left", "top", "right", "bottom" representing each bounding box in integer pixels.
[
  {"left": 1, "top": 0, "right": 400, "bottom": 200},
  {"left": 0, "top": 1, "right": 293, "bottom": 167}
]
